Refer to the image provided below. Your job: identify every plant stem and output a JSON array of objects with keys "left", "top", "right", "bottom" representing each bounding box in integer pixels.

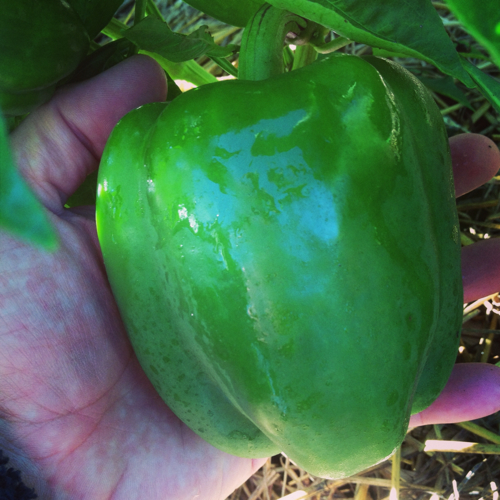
[
  {"left": 283, "top": 46, "right": 294, "bottom": 71},
  {"left": 238, "top": 3, "right": 307, "bottom": 81},
  {"left": 135, "top": 0, "right": 147, "bottom": 24},
  {"left": 455, "top": 420, "right": 500, "bottom": 444},
  {"left": 292, "top": 44, "right": 318, "bottom": 71},
  {"left": 146, "top": 0, "right": 165, "bottom": 20},
  {"left": 310, "top": 36, "right": 351, "bottom": 54}
]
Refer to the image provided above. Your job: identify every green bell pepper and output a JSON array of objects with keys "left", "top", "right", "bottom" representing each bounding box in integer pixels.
[
  {"left": 183, "top": 0, "right": 266, "bottom": 27},
  {"left": 0, "top": 0, "right": 122, "bottom": 116},
  {"left": 96, "top": 52, "right": 462, "bottom": 478}
]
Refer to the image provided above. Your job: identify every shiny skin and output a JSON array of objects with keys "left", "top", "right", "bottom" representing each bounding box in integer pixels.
[
  {"left": 183, "top": 0, "right": 265, "bottom": 26},
  {"left": 96, "top": 54, "right": 463, "bottom": 479}
]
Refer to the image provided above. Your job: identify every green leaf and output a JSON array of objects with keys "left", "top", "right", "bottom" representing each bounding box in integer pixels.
[
  {"left": 140, "top": 50, "right": 217, "bottom": 86},
  {"left": 63, "top": 38, "right": 137, "bottom": 85},
  {"left": 123, "top": 16, "right": 237, "bottom": 63},
  {"left": 0, "top": 113, "right": 58, "bottom": 250},
  {"left": 101, "top": 17, "right": 217, "bottom": 87},
  {"left": 445, "top": 0, "right": 500, "bottom": 69},
  {"left": 266, "top": 0, "right": 475, "bottom": 87},
  {"left": 165, "top": 73, "right": 184, "bottom": 101},
  {"left": 65, "top": 171, "right": 98, "bottom": 208},
  {"left": 461, "top": 57, "right": 500, "bottom": 114},
  {"left": 417, "top": 75, "right": 473, "bottom": 109},
  {"left": 66, "top": 0, "right": 123, "bottom": 39}
]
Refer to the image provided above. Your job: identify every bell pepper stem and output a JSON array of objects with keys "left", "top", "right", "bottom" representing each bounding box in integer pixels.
[{"left": 238, "top": 3, "right": 307, "bottom": 81}]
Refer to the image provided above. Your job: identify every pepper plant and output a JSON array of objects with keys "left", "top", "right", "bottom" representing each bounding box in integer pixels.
[{"left": 1, "top": 0, "right": 499, "bottom": 480}]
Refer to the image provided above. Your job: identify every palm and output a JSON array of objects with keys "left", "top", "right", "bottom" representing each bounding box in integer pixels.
[
  {"left": 0, "top": 203, "right": 262, "bottom": 499},
  {"left": 1, "top": 56, "right": 499, "bottom": 500},
  {"left": 0, "top": 57, "right": 264, "bottom": 499}
]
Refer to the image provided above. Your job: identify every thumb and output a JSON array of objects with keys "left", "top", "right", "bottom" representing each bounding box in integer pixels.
[{"left": 11, "top": 55, "right": 167, "bottom": 214}]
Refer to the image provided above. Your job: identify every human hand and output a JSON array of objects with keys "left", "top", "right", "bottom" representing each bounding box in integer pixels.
[
  {"left": 0, "top": 56, "right": 266, "bottom": 500},
  {"left": 410, "top": 133, "right": 500, "bottom": 427},
  {"left": 0, "top": 55, "right": 499, "bottom": 499}
]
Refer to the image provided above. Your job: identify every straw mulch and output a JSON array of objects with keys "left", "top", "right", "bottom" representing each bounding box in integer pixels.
[{"left": 119, "top": 2, "right": 500, "bottom": 498}]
